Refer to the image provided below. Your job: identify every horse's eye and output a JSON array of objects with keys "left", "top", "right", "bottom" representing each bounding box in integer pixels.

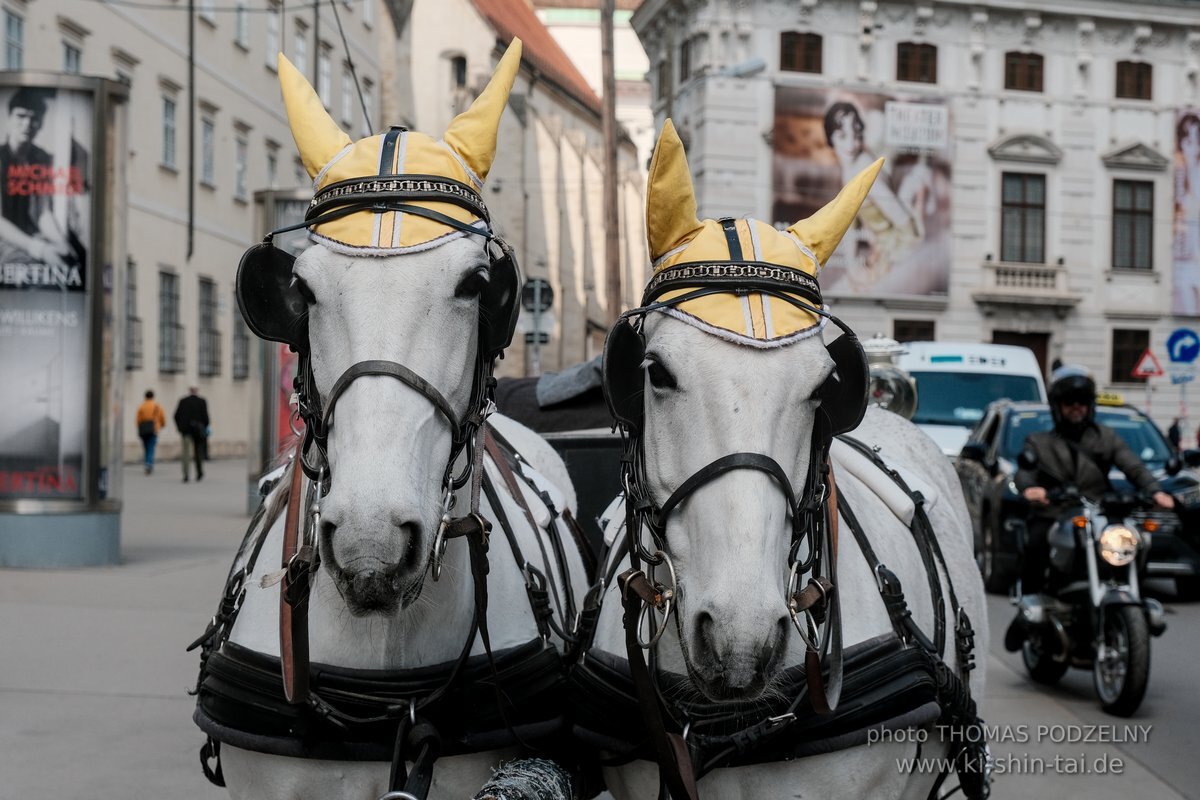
[
  {"left": 292, "top": 276, "right": 316, "bottom": 305},
  {"left": 646, "top": 360, "right": 677, "bottom": 390},
  {"left": 456, "top": 268, "right": 489, "bottom": 299}
]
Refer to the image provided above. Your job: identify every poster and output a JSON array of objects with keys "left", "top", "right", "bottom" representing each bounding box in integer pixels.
[
  {"left": 0, "top": 86, "right": 93, "bottom": 500},
  {"left": 1174, "top": 109, "right": 1200, "bottom": 316},
  {"left": 772, "top": 88, "right": 952, "bottom": 296}
]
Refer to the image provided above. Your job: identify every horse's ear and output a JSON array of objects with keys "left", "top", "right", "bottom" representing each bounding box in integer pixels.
[
  {"left": 646, "top": 119, "right": 703, "bottom": 262},
  {"left": 443, "top": 39, "right": 522, "bottom": 182},
  {"left": 787, "top": 157, "right": 883, "bottom": 268},
  {"left": 278, "top": 52, "right": 352, "bottom": 179}
]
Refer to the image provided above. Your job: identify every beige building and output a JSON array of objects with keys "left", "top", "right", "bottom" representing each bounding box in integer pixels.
[
  {"left": 0, "top": 1, "right": 383, "bottom": 461},
  {"left": 534, "top": 0, "right": 655, "bottom": 167},
  {"left": 388, "top": 0, "right": 649, "bottom": 376}
]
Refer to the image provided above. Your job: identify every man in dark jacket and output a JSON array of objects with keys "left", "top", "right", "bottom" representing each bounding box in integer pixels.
[
  {"left": 1005, "top": 366, "right": 1173, "bottom": 650},
  {"left": 173, "top": 386, "right": 210, "bottom": 482}
]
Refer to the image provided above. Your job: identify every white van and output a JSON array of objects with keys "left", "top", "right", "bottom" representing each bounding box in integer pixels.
[{"left": 895, "top": 342, "right": 1048, "bottom": 456}]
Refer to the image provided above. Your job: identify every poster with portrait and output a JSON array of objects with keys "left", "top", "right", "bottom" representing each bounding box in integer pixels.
[
  {"left": 1174, "top": 109, "right": 1200, "bottom": 317},
  {"left": 772, "top": 88, "right": 952, "bottom": 297},
  {"left": 0, "top": 86, "right": 93, "bottom": 500}
]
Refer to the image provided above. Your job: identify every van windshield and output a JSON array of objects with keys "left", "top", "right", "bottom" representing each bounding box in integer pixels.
[{"left": 910, "top": 372, "right": 1042, "bottom": 427}]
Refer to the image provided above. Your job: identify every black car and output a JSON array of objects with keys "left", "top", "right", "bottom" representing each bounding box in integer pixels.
[{"left": 955, "top": 399, "right": 1200, "bottom": 596}]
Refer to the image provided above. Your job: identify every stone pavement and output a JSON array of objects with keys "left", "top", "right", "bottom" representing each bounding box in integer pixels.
[{"left": 0, "top": 458, "right": 1186, "bottom": 798}]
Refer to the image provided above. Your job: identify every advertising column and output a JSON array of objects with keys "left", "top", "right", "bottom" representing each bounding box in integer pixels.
[{"left": 0, "top": 76, "right": 128, "bottom": 567}]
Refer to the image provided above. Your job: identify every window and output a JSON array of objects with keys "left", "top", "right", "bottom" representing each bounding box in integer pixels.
[
  {"left": 1000, "top": 172, "right": 1045, "bottom": 263},
  {"left": 5, "top": 10, "right": 23, "bottom": 70},
  {"left": 1116, "top": 61, "right": 1152, "bottom": 100},
  {"left": 232, "top": 290, "right": 250, "bottom": 380},
  {"left": 894, "top": 319, "right": 935, "bottom": 343},
  {"left": 1111, "top": 329, "right": 1150, "bottom": 384},
  {"left": 341, "top": 65, "right": 354, "bottom": 124},
  {"left": 63, "top": 41, "right": 82, "bottom": 74},
  {"left": 200, "top": 117, "right": 215, "bottom": 186},
  {"left": 158, "top": 271, "right": 183, "bottom": 374},
  {"left": 234, "top": 134, "right": 248, "bottom": 200},
  {"left": 294, "top": 156, "right": 307, "bottom": 186},
  {"left": 896, "top": 42, "right": 937, "bottom": 84},
  {"left": 198, "top": 0, "right": 215, "bottom": 23},
  {"left": 1004, "top": 51, "right": 1043, "bottom": 92},
  {"left": 780, "top": 32, "right": 822, "bottom": 74},
  {"left": 679, "top": 38, "right": 693, "bottom": 83},
  {"left": 293, "top": 22, "right": 308, "bottom": 77},
  {"left": 234, "top": 0, "right": 249, "bottom": 48},
  {"left": 266, "top": 143, "right": 278, "bottom": 187},
  {"left": 126, "top": 259, "right": 142, "bottom": 371},
  {"left": 1112, "top": 180, "right": 1153, "bottom": 270},
  {"left": 656, "top": 60, "right": 669, "bottom": 101},
  {"left": 265, "top": 2, "right": 280, "bottom": 69},
  {"left": 317, "top": 45, "right": 332, "bottom": 108},
  {"left": 363, "top": 0, "right": 374, "bottom": 28},
  {"left": 198, "top": 278, "right": 221, "bottom": 377},
  {"left": 451, "top": 55, "right": 467, "bottom": 89},
  {"left": 161, "top": 96, "right": 177, "bottom": 168}
]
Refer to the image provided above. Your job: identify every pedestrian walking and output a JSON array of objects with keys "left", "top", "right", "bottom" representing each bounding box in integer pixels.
[
  {"left": 134, "top": 390, "right": 166, "bottom": 474},
  {"left": 1169, "top": 418, "right": 1183, "bottom": 453},
  {"left": 173, "top": 386, "right": 210, "bottom": 482}
]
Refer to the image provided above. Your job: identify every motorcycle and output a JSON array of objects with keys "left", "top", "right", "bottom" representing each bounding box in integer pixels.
[{"left": 1012, "top": 457, "right": 1168, "bottom": 717}]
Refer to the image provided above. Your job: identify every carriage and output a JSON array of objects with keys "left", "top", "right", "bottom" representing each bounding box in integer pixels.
[{"left": 189, "top": 39, "right": 989, "bottom": 800}]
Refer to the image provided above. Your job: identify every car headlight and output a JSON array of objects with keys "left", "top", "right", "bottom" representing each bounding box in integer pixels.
[{"left": 1099, "top": 525, "right": 1141, "bottom": 567}]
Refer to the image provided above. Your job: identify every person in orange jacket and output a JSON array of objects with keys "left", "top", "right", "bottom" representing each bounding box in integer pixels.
[{"left": 135, "top": 390, "right": 167, "bottom": 474}]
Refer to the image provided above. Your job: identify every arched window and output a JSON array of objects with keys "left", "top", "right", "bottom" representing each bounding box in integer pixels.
[{"left": 780, "top": 32, "right": 822, "bottom": 74}]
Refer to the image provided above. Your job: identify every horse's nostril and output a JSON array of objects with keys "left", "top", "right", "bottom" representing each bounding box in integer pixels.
[{"left": 694, "top": 610, "right": 716, "bottom": 652}]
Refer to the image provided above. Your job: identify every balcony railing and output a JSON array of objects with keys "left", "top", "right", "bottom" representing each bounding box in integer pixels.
[{"left": 973, "top": 260, "right": 1081, "bottom": 313}]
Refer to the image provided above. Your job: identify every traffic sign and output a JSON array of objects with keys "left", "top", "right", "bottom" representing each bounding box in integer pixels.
[
  {"left": 1167, "top": 328, "right": 1200, "bottom": 364},
  {"left": 521, "top": 278, "right": 554, "bottom": 313},
  {"left": 1131, "top": 349, "right": 1164, "bottom": 379}
]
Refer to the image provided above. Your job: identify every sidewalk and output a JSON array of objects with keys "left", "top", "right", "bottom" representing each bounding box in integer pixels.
[{"left": 0, "top": 458, "right": 1187, "bottom": 798}]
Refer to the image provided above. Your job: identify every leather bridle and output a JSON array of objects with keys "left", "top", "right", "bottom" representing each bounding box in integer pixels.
[{"left": 602, "top": 269, "right": 867, "bottom": 799}]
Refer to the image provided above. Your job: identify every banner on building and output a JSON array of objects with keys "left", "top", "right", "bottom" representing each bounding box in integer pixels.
[
  {"left": 1174, "top": 109, "right": 1200, "bottom": 317},
  {"left": 0, "top": 86, "right": 93, "bottom": 500},
  {"left": 772, "top": 88, "right": 952, "bottom": 297}
]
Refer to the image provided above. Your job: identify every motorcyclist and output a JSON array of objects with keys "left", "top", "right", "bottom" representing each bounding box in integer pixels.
[{"left": 1004, "top": 365, "right": 1174, "bottom": 651}]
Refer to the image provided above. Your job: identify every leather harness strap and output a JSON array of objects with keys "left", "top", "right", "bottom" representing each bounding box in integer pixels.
[
  {"left": 279, "top": 439, "right": 311, "bottom": 704},
  {"left": 799, "top": 461, "right": 842, "bottom": 716},
  {"left": 619, "top": 569, "right": 699, "bottom": 800}
]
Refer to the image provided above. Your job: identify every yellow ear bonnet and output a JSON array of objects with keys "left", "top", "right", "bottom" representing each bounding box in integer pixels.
[
  {"left": 278, "top": 40, "right": 522, "bottom": 252},
  {"left": 644, "top": 121, "right": 882, "bottom": 345}
]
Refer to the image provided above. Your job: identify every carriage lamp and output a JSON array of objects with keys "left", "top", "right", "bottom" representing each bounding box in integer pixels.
[
  {"left": 1099, "top": 525, "right": 1141, "bottom": 567},
  {"left": 862, "top": 333, "right": 918, "bottom": 419}
]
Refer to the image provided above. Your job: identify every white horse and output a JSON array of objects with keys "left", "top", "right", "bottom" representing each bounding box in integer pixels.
[
  {"left": 577, "top": 122, "right": 987, "bottom": 799},
  {"left": 192, "top": 42, "right": 589, "bottom": 800}
]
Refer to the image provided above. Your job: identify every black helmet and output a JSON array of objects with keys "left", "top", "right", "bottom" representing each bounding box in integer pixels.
[{"left": 1048, "top": 364, "right": 1096, "bottom": 433}]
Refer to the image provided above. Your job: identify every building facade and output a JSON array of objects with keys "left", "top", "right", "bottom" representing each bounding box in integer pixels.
[
  {"left": 391, "top": 0, "right": 649, "bottom": 376},
  {"left": 0, "top": 1, "right": 384, "bottom": 461},
  {"left": 633, "top": 0, "right": 1200, "bottom": 428}
]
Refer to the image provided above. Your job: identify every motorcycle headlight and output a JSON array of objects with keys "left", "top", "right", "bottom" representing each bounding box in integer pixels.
[{"left": 1099, "top": 525, "right": 1141, "bottom": 567}]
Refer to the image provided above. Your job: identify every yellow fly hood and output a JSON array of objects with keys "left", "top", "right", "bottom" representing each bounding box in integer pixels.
[
  {"left": 645, "top": 119, "right": 882, "bottom": 346},
  {"left": 278, "top": 39, "right": 522, "bottom": 252}
]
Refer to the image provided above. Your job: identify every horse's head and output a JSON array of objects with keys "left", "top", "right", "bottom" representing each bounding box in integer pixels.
[
  {"left": 606, "top": 121, "right": 879, "bottom": 701},
  {"left": 240, "top": 43, "right": 523, "bottom": 616}
]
